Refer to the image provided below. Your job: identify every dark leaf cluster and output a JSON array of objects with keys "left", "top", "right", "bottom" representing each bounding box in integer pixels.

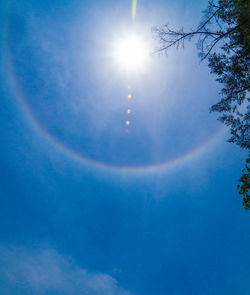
[{"left": 237, "top": 155, "right": 250, "bottom": 209}]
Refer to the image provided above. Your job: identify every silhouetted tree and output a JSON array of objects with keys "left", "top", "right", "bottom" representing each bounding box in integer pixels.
[
  {"left": 154, "top": 0, "right": 249, "bottom": 209},
  {"left": 238, "top": 155, "right": 250, "bottom": 209}
]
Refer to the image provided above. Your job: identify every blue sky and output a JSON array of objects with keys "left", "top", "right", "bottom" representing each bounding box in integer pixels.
[{"left": 0, "top": 1, "right": 249, "bottom": 295}]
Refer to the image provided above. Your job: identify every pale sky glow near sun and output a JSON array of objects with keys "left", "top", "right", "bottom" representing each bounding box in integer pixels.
[{"left": 0, "top": 1, "right": 249, "bottom": 295}]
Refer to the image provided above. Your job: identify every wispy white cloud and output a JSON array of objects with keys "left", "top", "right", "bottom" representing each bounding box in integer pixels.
[{"left": 0, "top": 245, "right": 134, "bottom": 295}]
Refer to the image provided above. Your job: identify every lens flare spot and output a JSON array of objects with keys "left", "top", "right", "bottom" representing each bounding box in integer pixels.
[
  {"left": 132, "top": 0, "right": 137, "bottom": 19},
  {"left": 126, "top": 120, "right": 130, "bottom": 126},
  {"left": 127, "top": 109, "right": 131, "bottom": 114},
  {"left": 128, "top": 94, "right": 132, "bottom": 100}
]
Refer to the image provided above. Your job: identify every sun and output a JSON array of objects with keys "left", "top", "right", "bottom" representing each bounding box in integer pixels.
[{"left": 113, "top": 34, "right": 149, "bottom": 72}]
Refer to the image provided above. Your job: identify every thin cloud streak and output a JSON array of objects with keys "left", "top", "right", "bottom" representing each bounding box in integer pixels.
[{"left": 0, "top": 245, "right": 134, "bottom": 295}]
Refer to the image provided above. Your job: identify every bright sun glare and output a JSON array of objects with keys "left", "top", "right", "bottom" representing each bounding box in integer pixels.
[{"left": 113, "top": 34, "right": 149, "bottom": 72}]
